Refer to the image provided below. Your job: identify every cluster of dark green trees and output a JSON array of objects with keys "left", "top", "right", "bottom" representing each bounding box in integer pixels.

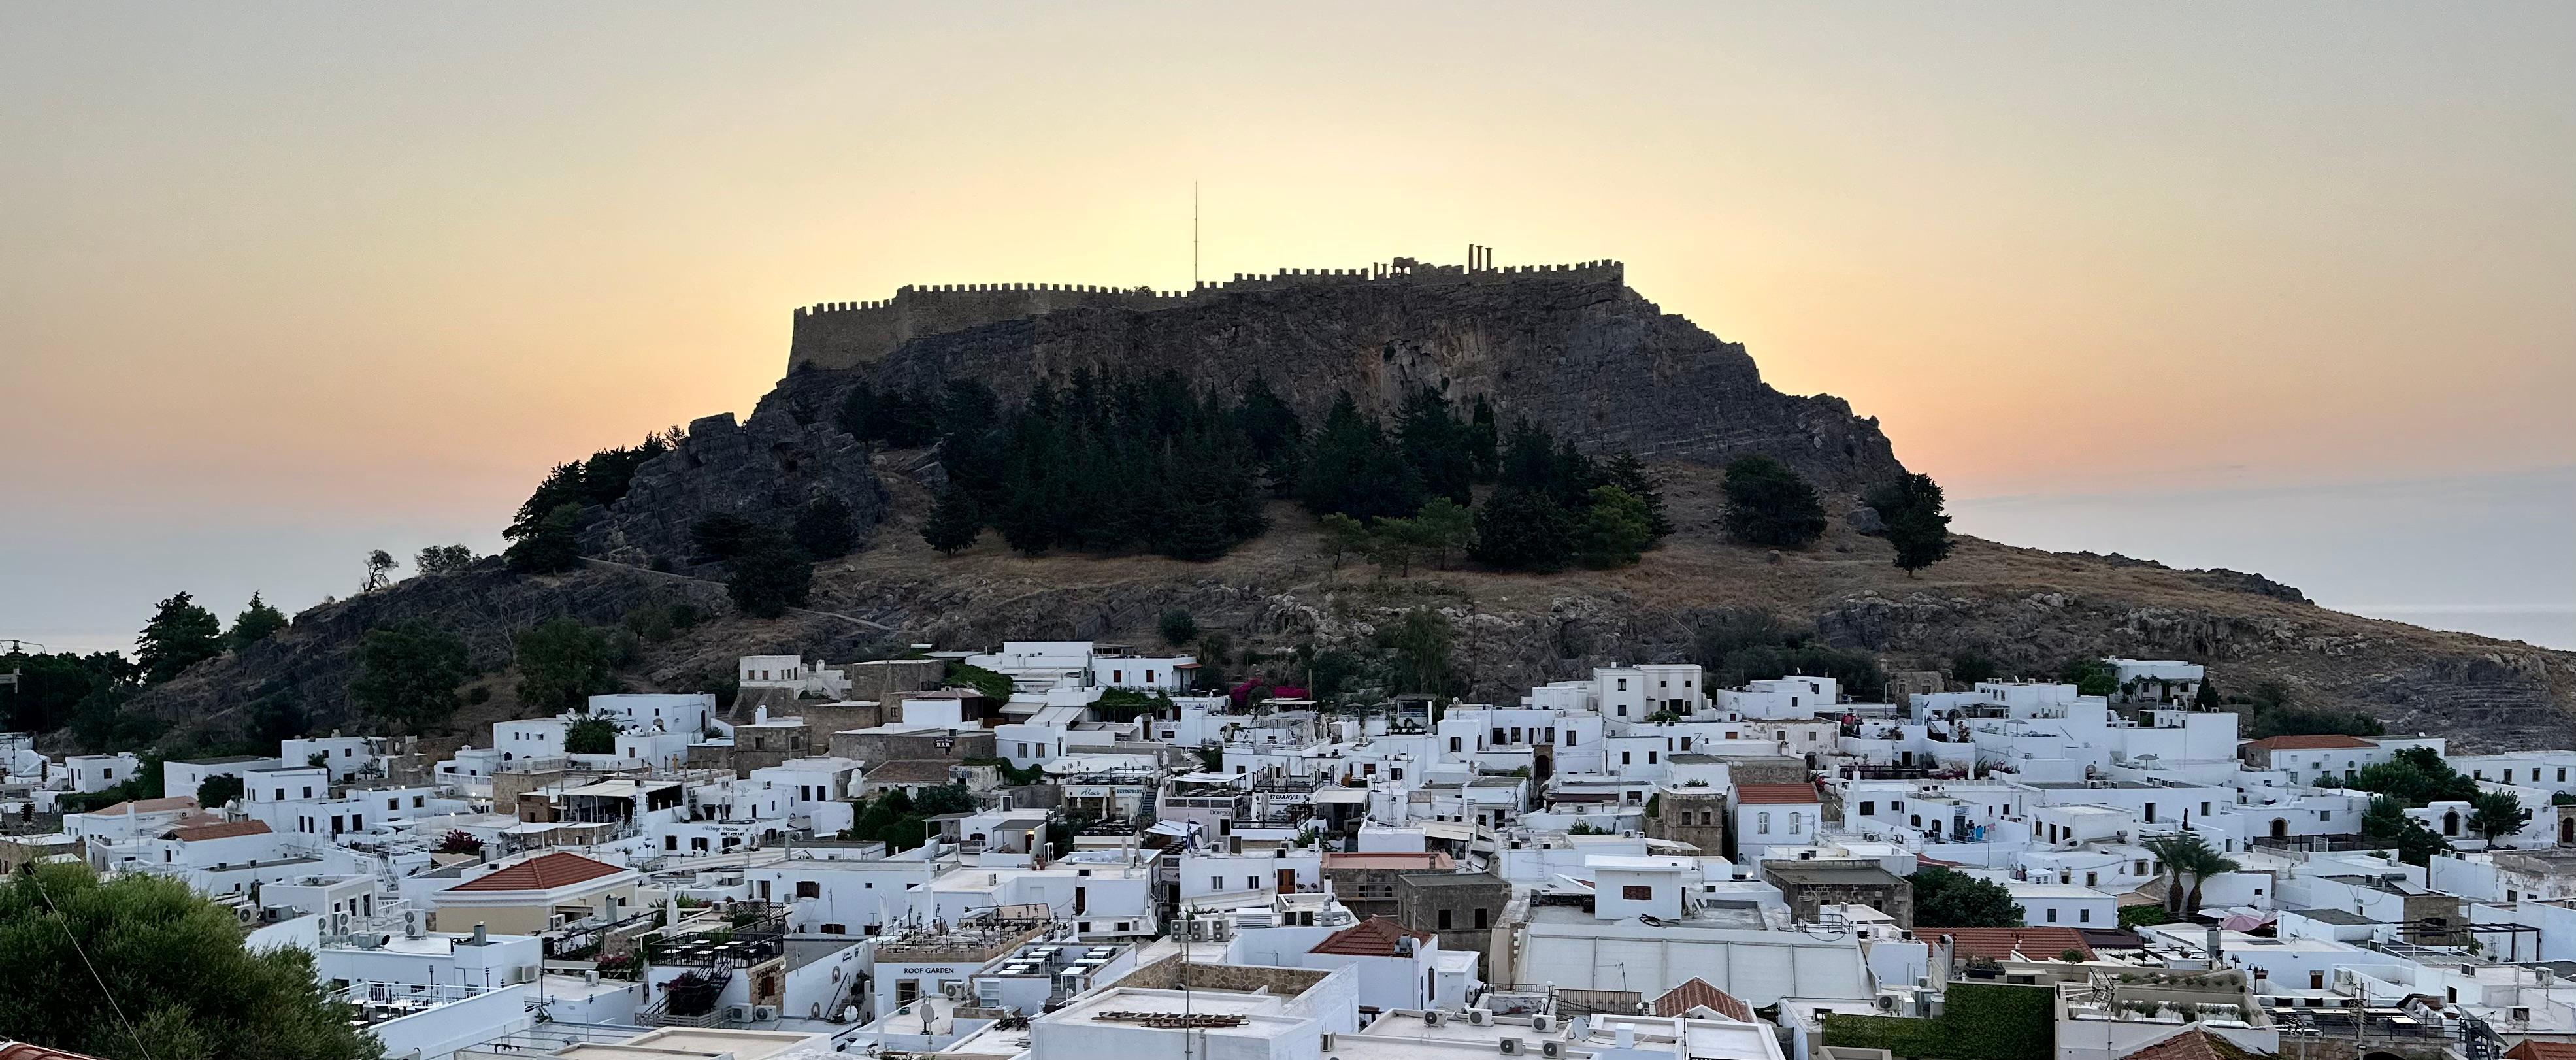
[
  {"left": 1693, "top": 609, "right": 1888, "bottom": 701},
  {"left": 0, "top": 865, "right": 384, "bottom": 1060},
  {"left": 496, "top": 424, "right": 864, "bottom": 618},
  {"left": 872, "top": 373, "right": 1269, "bottom": 561},
  {"left": 2337, "top": 746, "right": 2529, "bottom": 864},
  {"left": 1908, "top": 866, "right": 2022, "bottom": 927},
  {"left": 841, "top": 783, "right": 978, "bottom": 852},
  {"left": 5, "top": 590, "right": 301, "bottom": 752},
  {"left": 863, "top": 371, "right": 1670, "bottom": 571},
  {"left": 1718, "top": 454, "right": 1955, "bottom": 575},
  {"left": 503, "top": 428, "right": 680, "bottom": 575},
  {"left": 685, "top": 500, "right": 861, "bottom": 618}
]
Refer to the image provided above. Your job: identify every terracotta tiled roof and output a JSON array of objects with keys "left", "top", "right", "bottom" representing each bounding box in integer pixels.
[
  {"left": 1308, "top": 916, "right": 1433, "bottom": 957},
  {"left": 2122, "top": 1027, "right": 2268, "bottom": 1060},
  {"left": 1653, "top": 977, "right": 1756, "bottom": 1022},
  {"left": 170, "top": 820, "right": 271, "bottom": 842},
  {"left": 451, "top": 852, "right": 627, "bottom": 893},
  {"left": 2243, "top": 734, "right": 2377, "bottom": 752},
  {"left": 77, "top": 796, "right": 197, "bottom": 817},
  {"left": 1922, "top": 925, "right": 2095, "bottom": 962},
  {"left": 0, "top": 1043, "right": 110, "bottom": 1060},
  {"left": 1733, "top": 782, "right": 1820, "bottom": 805},
  {"left": 1322, "top": 852, "right": 1455, "bottom": 870},
  {"left": 2506, "top": 1042, "right": 2576, "bottom": 1060}
]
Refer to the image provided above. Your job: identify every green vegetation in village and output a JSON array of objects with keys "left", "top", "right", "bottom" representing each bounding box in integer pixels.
[
  {"left": 1821, "top": 981, "right": 2053, "bottom": 1060},
  {"left": 0, "top": 865, "right": 384, "bottom": 1060},
  {"left": 514, "top": 618, "right": 626, "bottom": 714},
  {"left": 1908, "top": 866, "right": 2022, "bottom": 927},
  {"left": 1693, "top": 608, "right": 1887, "bottom": 702},
  {"left": 348, "top": 620, "right": 472, "bottom": 733}
]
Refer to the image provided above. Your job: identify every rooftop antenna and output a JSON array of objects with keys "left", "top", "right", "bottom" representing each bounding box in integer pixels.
[{"left": 1191, "top": 180, "right": 1200, "bottom": 290}]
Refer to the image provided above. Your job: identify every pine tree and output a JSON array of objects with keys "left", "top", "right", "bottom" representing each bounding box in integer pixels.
[
  {"left": 726, "top": 539, "right": 814, "bottom": 618},
  {"left": 1234, "top": 374, "right": 1306, "bottom": 494},
  {"left": 1868, "top": 473, "right": 1955, "bottom": 576},
  {"left": 226, "top": 593, "right": 289, "bottom": 651},
  {"left": 922, "top": 486, "right": 983, "bottom": 556},
  {"left": 1602, "top": 450, "right": 1673, "bottom": 540},
  {"left": 1576, "top": 485, "right": 1655, "bottom": 568},
  {"left": 1155, "top": 500, "right": 1233, "bottom": 561},
  {"left": 348, "top": 620, "right": 471, "bottom": 732},
  {"left": 1467, "top": 396, "right": 1501, "bottom": 482},
  {"left": 1719, "top": 455, "right": 1826, "bottom": 548},
  {"left": 504, "top": 503, "right": 584, "bottom": 574},
  {"left": 1397, "top": 387, "right": 1475, "bottom": 503},
  {"left": 1296, "top": 393, "right": 1374, "bottom": 518},
  {"left": 136, "top": 591, "right": 223, "bottom": 684},
  {"left": 791, "top": 495, "right": 862, "bottom": 559},
  {"left": 1470, "top": 486, "right": 1577, "bottom": 572}
]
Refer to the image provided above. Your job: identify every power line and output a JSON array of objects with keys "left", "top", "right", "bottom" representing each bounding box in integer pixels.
[{"left": 28, "top": 869, "right": 159, "bottom": 1060}]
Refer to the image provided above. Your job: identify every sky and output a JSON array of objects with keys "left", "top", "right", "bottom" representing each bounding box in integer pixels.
[{"left": 3, "top": 3, "right": 2571, "bottom": 653}]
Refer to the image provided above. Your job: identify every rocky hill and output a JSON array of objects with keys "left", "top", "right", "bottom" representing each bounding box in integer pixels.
[
  {"left": 117, "top": 259, "right": 2576, "bottom": 753},
  {"left": 133, "top": 459, "right": 2576, "bottom": 755}
]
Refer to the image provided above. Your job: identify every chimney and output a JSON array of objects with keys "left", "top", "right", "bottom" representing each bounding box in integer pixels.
[{"left": 471, "top": 923, "right": 488, "bottom": 946}]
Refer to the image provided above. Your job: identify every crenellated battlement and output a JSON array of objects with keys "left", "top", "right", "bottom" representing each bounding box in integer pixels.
[{"left": 787, "top": 253, "right": 1624, "bottom": 373}]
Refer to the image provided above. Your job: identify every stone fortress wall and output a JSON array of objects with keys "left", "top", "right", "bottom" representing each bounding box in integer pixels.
[{"left": 787, "top": 249, "right": 1625, "bottom": 373}]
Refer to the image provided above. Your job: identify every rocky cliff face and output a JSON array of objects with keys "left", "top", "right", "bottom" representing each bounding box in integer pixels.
[
  {"left": 577, "top": 405, "right": 890, "bottom": 571},
  {"left": 782, "top": 273, "right": 1905, "bottom": 489}
]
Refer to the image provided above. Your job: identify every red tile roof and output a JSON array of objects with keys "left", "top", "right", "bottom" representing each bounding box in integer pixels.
[
  {"left": 1923, "top": 926, "right": 2095, "bottom": 962},
  {"left": 1734, "top": 783, "right": 1820, "bottom": 805},
  {"left": 1307, "top": 916, "right": 1433, "bottom": 957},
  {"left": 2123, "top": 1027, "right": 2268, "bottom": 1060},
  {"left": 170, "top": 820, "right": 271, "bottom": 842},
  {"left": 2243, "top": 734, "right": 2377, "bottom": 752},
  {"left": 2506, "top": 1042, "right": 2576, "bottom": 1060},
  {"left": 1653, "top": 978, "right": 1756, "bottom": 1022},
  {"left": 1, "top": 1043, "right": 111, "bottom": 1060},
  {"left": 451, "top": 852, "right": 628, "bottom": 893},
  {"left": 77, "top": 796, "right": 197, "bottom": 817}
]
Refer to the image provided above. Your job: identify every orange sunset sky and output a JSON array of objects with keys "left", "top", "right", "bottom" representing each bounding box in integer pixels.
[{"left": 4, "top": 4, "right": 2571, "bottom": 649}]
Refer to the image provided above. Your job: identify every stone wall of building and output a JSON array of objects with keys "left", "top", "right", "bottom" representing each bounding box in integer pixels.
[
  {"left": 1645, "top": 788, "right": 1730, "bottom": 857},
  {"left": 1395, "top": 872, "right": 1514, "bottom": 978},
  {"left": 828, "top": 728, "right": 996, "bottom": 765}
]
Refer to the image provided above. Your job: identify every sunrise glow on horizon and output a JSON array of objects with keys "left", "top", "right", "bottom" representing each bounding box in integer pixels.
[{"left": 5, "top": 3, "right": 2571, "bottom": 648}]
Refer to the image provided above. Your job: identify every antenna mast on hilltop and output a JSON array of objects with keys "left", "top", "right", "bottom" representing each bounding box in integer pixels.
[{"left": 1191, "top": 180, "right": 1200, "bottom": 290}]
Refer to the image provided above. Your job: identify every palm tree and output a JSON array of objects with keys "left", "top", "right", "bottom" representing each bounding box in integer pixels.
[{"left": 2142, "top": 832, "right": 2241, "bottom": 916}]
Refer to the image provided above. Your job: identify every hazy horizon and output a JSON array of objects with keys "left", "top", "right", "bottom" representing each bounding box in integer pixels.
[{"left": 5, "top": 4, "right": 2570, "bottom": 657}]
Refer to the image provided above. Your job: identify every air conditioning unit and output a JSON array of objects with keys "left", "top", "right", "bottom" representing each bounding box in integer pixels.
[
  {"left": 1875, "top": 995, "right": 1899, "bottom": 1012},
  {"left": 1499, "top": 1040, "right": 1523, "bottom": 1055},
  {"left": 1468, "top": 1008, "right": 1493, "bottom": 1026},
  {"left": 1540, "top": 1043, "right": 1563, "bottom": 1059},
  {"left": 1530, "top": 1015, "right": 1557, "bottom": 1033},
  {"left": 753, "top": 1005, "right": 778, "bottom": 1021},
  {"left": 1425, "top": 1011, "right": 1447, "bottom": 1027},
  {"left": 945, "top": 981, "right": 975, "bottom": 1001}
]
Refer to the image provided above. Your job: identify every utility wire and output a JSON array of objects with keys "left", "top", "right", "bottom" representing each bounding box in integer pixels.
[{"left": 28, "top": 870, "right": 159, "bottom": 1060}]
